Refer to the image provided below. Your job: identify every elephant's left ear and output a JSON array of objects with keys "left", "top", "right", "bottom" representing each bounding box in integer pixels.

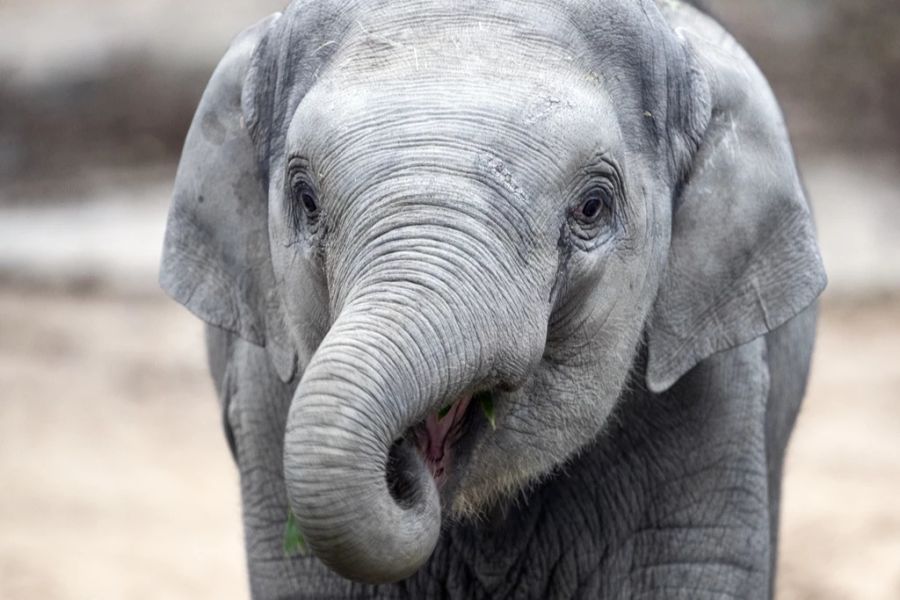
[
  {"left": 646, "top": 14, "right": 827, "bottom": 393},
  {"left": 159, "top": 14, "right": 296, "bottom": 382}
]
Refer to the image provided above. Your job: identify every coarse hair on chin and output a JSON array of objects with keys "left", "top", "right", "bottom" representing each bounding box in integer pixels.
[{"left": 447, "top": 465, "right": 559, "bottom": 523}]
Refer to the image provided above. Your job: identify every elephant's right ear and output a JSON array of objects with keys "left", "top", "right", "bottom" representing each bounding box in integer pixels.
[
  {"left": 160, "top": 14, "right": 296, "bottom": 382},
  {"left": 645, "top": 10, "right": 827, "bottom": 392}
]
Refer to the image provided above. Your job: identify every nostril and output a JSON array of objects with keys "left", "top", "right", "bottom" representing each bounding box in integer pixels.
[{"left": 386, "top": 439, "right": 426, "bottom": 510}]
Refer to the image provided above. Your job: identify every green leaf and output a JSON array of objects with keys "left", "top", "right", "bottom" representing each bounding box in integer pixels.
[
  {"left": 475, "top": 390, "right": 495, "bottom": 430},
  {"left": 437, "top": 402, "right": 454, "bottom": 420},
  {"left": 283, "top": 509, "right": 308, "bottom": 557}
]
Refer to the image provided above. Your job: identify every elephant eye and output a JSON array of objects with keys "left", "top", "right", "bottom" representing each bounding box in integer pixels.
[
  {"left": 296, "top": 185, "right": 319, "bottom": 215},
  {"left": 574, "top": 188, "right": 613, "bottom": 225},
  {"left": 292, "top": 177, "right": 319, "bottom": 217},
  {"left": 568, "top": 183, "right": 617, "bottom": 245},
  {"left": 300, "top": 189, "right": 318, "bottom": 214},
  {"left": 578, "top": 194, "right": 605, "bottom": 221},
  {"left": 286, "top": 159, "right": 322, "bottom": 234}
]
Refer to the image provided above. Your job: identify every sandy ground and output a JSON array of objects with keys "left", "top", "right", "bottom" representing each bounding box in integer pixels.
[
  {"left": 0, "top": 288, "right": 241, "bottom": 600},
  {"left": 0, "top": 287, "right": 897, "bottom": 600},
  {"left": 777, "top": 300, "right": 900, "bottom": 600}
]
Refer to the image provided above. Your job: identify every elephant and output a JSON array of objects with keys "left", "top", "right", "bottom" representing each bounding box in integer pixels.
[{"left": 160, "top": 0, "right": 826, "bottom": 597}]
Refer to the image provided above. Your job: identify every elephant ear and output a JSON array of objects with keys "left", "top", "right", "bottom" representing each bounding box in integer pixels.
[
  {"left": 646, "top": 14, "right": 826, "bottom": 393},
  {"left": 160, "top": 14, "right": 296, "bottom": 382}
]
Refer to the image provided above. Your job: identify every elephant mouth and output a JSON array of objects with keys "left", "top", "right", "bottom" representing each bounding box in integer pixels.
[
  {"left": 385, "top": 391, "right": 492, "bottom": 513},
  {"left": 412, "top": 393, "right": 477, "bottom": 487}
]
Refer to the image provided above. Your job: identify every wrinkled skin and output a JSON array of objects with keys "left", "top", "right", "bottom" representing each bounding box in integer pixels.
[{"left": 162, "top": 0, "right": 826, "bottom": 597}]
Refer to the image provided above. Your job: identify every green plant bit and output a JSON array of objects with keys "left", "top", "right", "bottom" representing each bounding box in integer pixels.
[
  {"left": 283, "top": 509, "right": 308, "bottom": 557},
  {"left": 437, "top": 402, "right": 454, "bottom": 420},
  {"left": 475, "top": 390, "right": 496, "bottom": 430}
]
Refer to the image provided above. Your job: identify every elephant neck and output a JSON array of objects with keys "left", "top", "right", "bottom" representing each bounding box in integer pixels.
[{"left": 414, "top": 443, "right": 616, "bottom": 597}]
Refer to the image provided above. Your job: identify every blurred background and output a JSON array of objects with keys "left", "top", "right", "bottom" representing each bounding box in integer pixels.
[{"left": 1, "top": 0, "right": 897, "bottom": 598}]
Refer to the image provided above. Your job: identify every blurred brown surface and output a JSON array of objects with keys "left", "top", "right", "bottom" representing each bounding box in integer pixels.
[
  {"left": 707, "top": 0, "right": 900, "bottom": 155},
  {"left": 0, "top": 0, "right": 286, "bottom": 185},
  {"left": 0, "top": 288, "right": 244, "bottom": 600}
]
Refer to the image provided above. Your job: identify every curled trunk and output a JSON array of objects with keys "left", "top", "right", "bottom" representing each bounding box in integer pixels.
[{"left": 283, "top": 298, "right": 455, "bottom": 582}]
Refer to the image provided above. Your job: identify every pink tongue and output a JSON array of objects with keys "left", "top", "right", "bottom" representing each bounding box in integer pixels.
[{"left": 422, "top": 394, "right": 473, "bottom": 463}]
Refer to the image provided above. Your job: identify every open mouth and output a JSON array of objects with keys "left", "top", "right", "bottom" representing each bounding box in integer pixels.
[
  {"left": 385, "top": 391, "right": 493, "bottom": 511},
  {"left": 413, "top": 394, "right": 477, "bottom": 487},
  {"left": 392, "top": 389, "right": 493, "bottom": 489}
]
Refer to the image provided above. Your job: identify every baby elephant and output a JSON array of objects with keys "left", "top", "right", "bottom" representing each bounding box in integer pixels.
[{"left": 161, "top": 0, "right": 826, "bottom": 598}]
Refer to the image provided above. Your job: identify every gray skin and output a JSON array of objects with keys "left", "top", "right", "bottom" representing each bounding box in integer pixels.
[{"left": 161, "top": 0, "right": 826, "bottom": 597}]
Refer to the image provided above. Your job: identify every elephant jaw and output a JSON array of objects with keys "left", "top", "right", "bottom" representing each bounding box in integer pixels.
[{"left": 414, "top": 394, "right": 475, "bottom": 487}]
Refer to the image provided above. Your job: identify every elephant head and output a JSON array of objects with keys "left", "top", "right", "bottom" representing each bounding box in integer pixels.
[{"left": 160, "top": 0, "right": 825, "bottom": 585}]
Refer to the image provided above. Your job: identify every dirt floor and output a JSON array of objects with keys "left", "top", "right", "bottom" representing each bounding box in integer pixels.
[{"left": 1, "top": 287, "right": 898, "bottom": 599}]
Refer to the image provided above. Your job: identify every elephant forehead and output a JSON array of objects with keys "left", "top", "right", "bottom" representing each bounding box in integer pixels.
[
  {"left": 288, "top": 71, "right": 620, "bottom": 185},
  {"left": 325, "top": 0, "right": 591, "bottom": 74},
  {"left": 273, "top": 0, "right": 647, "bottom": 190}
]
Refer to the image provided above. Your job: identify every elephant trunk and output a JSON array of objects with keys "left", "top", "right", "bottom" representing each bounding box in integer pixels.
[
  {"left": 283, "top": 296, "right": 455, "bottom": 582},
  {"left": 282, "top": 272, "right": 545, "bottom": 581}
]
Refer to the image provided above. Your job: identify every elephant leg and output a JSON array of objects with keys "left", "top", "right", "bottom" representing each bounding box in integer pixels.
[
  {"left": 762, "top": 306, "right": 818, "bottom": 596},
  {"left": 620, "top": 338, "right": 771, "bottom": 599},
  {"left": 221, "top": 338, "right": 305, "bottom": 598},
  {"left": 205, "top": 325, "right": 237, "bottom": 461}
]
